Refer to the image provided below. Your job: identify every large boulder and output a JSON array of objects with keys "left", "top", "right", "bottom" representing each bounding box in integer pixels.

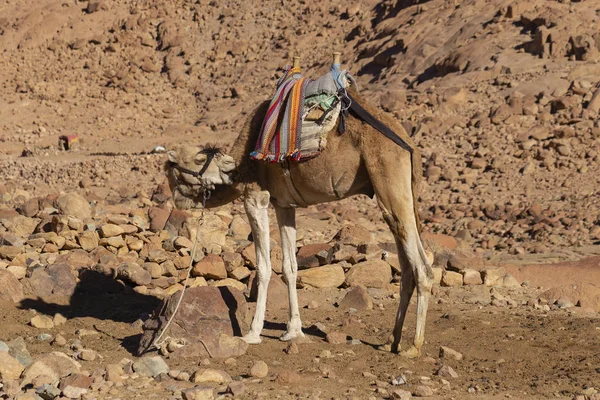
[
  {"left": 21, "top": 352, "right": 81, "bottom": 386},
  {"left": 138, "top": 286, "right": 251, "bottom": 357},
  {"left": 297, "top": 265, "right": 345, "bottom": 288},
  {"left": 539, "top": 284, "right": 600, "bottom": 312},
  {"left": 345, "top": 259, "right": 392, "bottom": 288},
  {"left": 55, "top": 193, "right": 92, "bottom": 220},
  {"left": 22, "top": 264, "right": 77, "bottom": 297},
  {"left": 0, "top": 269, "right": 24, "bottom": 302},
  {"left": 0, "top": 351, "right": 24, "bottom": 380}
]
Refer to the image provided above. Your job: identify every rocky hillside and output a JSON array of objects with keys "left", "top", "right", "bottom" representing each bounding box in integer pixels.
[{"left": 1, "top": 0, "right": 599, "bottom": 255}]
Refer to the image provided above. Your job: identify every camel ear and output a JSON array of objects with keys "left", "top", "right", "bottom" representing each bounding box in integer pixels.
[{"left": 167, "top": 150, "right": 178, "bottom": 163}]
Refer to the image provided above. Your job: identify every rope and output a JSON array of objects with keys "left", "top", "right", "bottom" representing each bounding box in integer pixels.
[{"left": 151, "top": 189, "right": 211, "bottom": 352}]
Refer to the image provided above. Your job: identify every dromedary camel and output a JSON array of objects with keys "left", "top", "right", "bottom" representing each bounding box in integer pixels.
[{"left": 165, "top": 88, "right": 433, "bottom": 358}]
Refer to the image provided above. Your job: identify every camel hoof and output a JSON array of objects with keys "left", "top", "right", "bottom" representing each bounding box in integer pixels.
[
  {"left": 279, "top": 330, "right": 305, "bottom": 342},
  {"left": 400, "top": 346, "right": 420, "bottom": 359},
  {"left": 378, "top": 344, "right": 392, "bottom": 352},
  {"left": 242, "top": 333, "right": 262, "bottom": 344}
]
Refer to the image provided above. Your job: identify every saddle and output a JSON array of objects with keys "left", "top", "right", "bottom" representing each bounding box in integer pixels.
[{"left": 250, "top": 60, "right": 355, "bottom": 163}]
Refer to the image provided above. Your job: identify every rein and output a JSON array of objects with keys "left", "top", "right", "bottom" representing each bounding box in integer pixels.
[{"left": 148, "top": 188, "right": 211, "bottom": 354}]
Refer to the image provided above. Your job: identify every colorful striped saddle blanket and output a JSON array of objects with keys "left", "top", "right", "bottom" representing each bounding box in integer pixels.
[{"left": 250, "top": 64, "right": 353, "bottom": 163}]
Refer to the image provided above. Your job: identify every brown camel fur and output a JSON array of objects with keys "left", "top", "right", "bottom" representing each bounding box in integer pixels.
[{"left": 166, "top": 88, "right": 433, "bottom": 357}]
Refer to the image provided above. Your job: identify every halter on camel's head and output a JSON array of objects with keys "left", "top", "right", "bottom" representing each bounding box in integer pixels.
[{"left": 165, "top": 145, "right": 236, "bottom": 209}]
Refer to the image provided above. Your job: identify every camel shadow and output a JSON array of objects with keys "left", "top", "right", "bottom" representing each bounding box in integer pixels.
[
  {"left": 260, "top": 321, "right": 328, "bottom": 341},
  {"left": 18, "top": 270, "right": 161, "bottom": 354}
]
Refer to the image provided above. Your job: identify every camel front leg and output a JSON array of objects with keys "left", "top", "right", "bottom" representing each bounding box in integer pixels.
[
  {"left": 274, "top": 204, "right": 304, "bottom": 341},
  {"left": 243, "top": 190, "right": 272, "bottom": 344}
]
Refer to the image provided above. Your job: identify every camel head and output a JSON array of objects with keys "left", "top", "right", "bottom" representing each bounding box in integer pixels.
[{"left": 165, "top": 145, "right": 237, "bottom": 209}]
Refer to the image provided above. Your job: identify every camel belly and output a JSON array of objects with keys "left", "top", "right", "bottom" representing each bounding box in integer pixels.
[{"left": 264, "top": 138, "right": 373, "bottom": 207}]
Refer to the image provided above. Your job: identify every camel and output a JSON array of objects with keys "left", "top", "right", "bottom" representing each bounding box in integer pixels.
[{"left": 164, "top": 87, "right": 433, "bottom": 358}]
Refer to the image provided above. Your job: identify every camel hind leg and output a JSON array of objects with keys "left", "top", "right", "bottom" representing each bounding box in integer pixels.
[{"left": 367, "top": 153, "right": 432, "bottom": 358}]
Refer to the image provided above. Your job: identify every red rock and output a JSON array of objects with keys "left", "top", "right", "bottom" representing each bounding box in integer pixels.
[
  {"left": 0, "top": 269, "right": 24, "bottom": 303},
  {"left": 296, "top": 243, "right": 332, "bottom": 269},
  {"left": 339, "top": 285, "right": 373, "bottom": 310},
  {"left": 192, "top": 254, "right": 227, "bottom": 280},
  {"left": 138, "top": 286, "right": 250, "bottom": 356},
  {"left": 148, "top": 207, "right": 170, "bottom": 233},
  {"left": 421, "top": 232, "right": 458, "bottom": 250},
  {"left": 334, "top": 225, "right": 373, "bottom": 246}
]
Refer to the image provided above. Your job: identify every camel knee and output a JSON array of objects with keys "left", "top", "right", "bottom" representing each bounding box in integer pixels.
[{"left": 257, "top": 268, "right": 272, "bottom": 286}]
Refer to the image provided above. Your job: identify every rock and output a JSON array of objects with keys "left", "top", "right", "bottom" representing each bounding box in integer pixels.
[
  {"left": 138, "top": 286, "right": 250, "bottom": 357},
  {"left": 55, "top": 193, "right": 91, "bottom": 220},
  {"left": 30, "top": 315, "right": 54, "bottom": 329},
  {"left": 182, "top": 386, "right": 214, "bottom": 400},
  {"left": 443, "top": 87, "right": 467, "bottom": 105},
  {"left": 587, "top": 88, "right": 600, "bottom": 113},
  {"left": 227, "top": 381, "right": 246, "bottom": 397},
  {"left": 539, "top": 283, "right": 600, "bottom": 312},
  {"left": 36, "top": 384, "right": 62, "bottom": 399},
  {"left": 431, "top": 268, "right": 443, "bottom": 285},
  {"left": 436, "top": 365, "right": 458, "bottom": 378},
  {"left": 147, "top": 249, "right": 169, "bottom": 263},
  {"left": 392, "top": 389, "right": 413, "bottom": 399},
  {"left": 296, "top": 243, "right": 332, "bottom": 268},
  {"left": 144, "top": 262, "right": 164, "bottom": 278},
  {"left": 105, "top": 363, "right": 125, "bottom": 383},
  {"left": 7, "top": 265, "right": 26, "bottom": 279},
  {"left": 345, "top": 260, "right": 392, "bottom": 288},
  {"left": 439, "top": 346, "right": 463, "bottom": 361},
  {"left": 192, "top": 254, "right": 227, "bottom": 280},
  {"left": 100, "top": 224, "right": 124, "bottom": 238},
  {"left": 229, "top": 215, "right": 251, "bottom": 240},
  {"left": 192, "top": 369, "right": 232, "bottom": 384},
  {"left": 502, "top": 274, "right": 521, "bottom": 288},
  {"left": 229, "top": 266, "right": 251, "bottom": 281},
  {"left": 132, "top": 356, "right": 169, "bottom": 377},
  {"left": 62, "top": 386, "right": 87, "bottom": 398},
  {"left": 21, "top": 352, "right": 82, "bottom": 385},
  {"left": 7, "top": 337, "right": 32, "bottom": 367},
  {"left": 326, "top": 331, "right": 347, "bottom": 344},
  {"left": 222, "top": 252, "right": 243, "bottom": 272},
  {"left": 76, "top": 231, "right": 98, "bottom": 251},
  {"left": 334, "top": 225, "right": 373, "bottom": 246},
  {"left": 339, "top": 285, "right": 373, "bottom": 310},
  {"left": 413, "top": 385, "right": 434, "bottom": 397},
  {"left": 441, "top": 271, "right": 462, "bottom": 287},
  {"left": 22, "top": 264, "right": 77, "bottom": 297},
  {"left": 461, "top": 269, "right": 483, "bottom": 285},
  {"left": 78, "top": 349, "right": 96, "bottom": 361},
  {"left": 380, "top": 89, "right": 406, "bottom": 113},
  {"left": 241, "top": 243, "right": 257, "bottom": 268},
  {"left": 174, "top": 236, "right": 194, "bottom": 249},
  {"left": 18, "top": 198, "right": 40, "bottom": 217},
  {"left": 149, "top": 207, "right": 170, "bottom": 233},
  {"left": 0, "top": 351, "right": 24, "bottom": 380},
  {"left": 482, "top": 267, "right": 506, "bottom": 286},
  {"left": 116, "top": 262, "right": 152, "bottom": 286},
  {"left": 59, "top": 373, "right": 92, "bottom": 389},
  {"left": 209, "top": 278, "right": 246, "bottom": 292},
  {"left": 0, "top": 269, "right": 24, "bottom": 302},
  {"left": 297, "top": 265, "right": 345, "bottom": 288},
  {"left": 250, "top": 360, "right": 269, "bottom": 378},
  {"left": 4, "top": 215, "right": 40, "bottom": 237},
  {"left": 0, "top": 245, "right": 22, "bottom": 260},
  {"left": 53, "top": 335, "right": 67, "bottom": 346}
]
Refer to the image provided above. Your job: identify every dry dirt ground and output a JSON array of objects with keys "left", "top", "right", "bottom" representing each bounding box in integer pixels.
[
  {"left": 1, "top": 284, "right": 600, "bottom": 399},
  {"left": 1, "top": 0, "right": 600, "bottom": 399}
]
